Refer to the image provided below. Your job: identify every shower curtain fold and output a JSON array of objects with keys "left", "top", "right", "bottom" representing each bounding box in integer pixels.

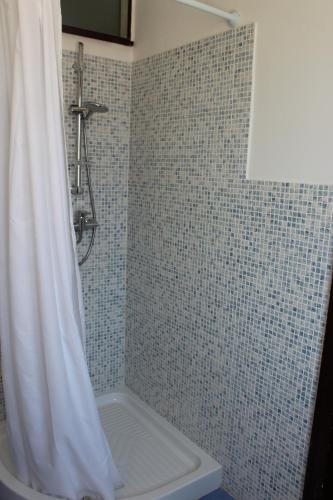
[{"left": 0, "top": 1, "right": 121, "bottom": 499}]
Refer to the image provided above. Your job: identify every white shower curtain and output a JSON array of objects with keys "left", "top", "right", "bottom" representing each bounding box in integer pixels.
[{"left": 0, "top": 1, "right": 121, "bottom": 499}]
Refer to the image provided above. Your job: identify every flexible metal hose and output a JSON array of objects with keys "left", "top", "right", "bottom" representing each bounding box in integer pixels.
[{"left": 78, "top": 120, "right": 97, "bottom": 266}]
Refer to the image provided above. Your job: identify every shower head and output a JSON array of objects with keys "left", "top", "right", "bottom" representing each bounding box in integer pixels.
[{"left": 83, "top": 101, "right": 109, "bottom": 119}]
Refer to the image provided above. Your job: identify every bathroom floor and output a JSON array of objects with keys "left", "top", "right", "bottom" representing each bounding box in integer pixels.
[{"left": 201, "top": 490, "right": 233, "bottom": 500}]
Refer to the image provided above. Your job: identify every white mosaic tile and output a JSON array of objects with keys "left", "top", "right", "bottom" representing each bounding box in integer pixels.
[{"left": 125, "top": 24, "right": 333, "bottom": 500}]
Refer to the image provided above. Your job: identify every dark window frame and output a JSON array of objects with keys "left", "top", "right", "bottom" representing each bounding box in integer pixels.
[
  {"left": 62, "top": 0, "right": 133, "bottom": 47},
  {"left": 303, "top": 268, "right": 333, "bottom": 500}
]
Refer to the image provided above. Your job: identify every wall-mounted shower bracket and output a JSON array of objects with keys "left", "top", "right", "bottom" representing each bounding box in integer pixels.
[
  {"left": 71, "top": 161, "right": 84, "bottom": 195},
  {"left": 70, "top": 104, "right": 90, "bottom": 119},
  {"left": 72, "top": 62, "right": 86, "bottom": 74}
]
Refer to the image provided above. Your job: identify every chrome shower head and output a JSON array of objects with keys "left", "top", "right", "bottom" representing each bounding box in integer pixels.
[{"left": 83, "top": 101, "right": 109, "bottom": 119}]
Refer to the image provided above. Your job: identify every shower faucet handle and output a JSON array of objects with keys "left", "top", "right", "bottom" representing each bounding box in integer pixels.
[
  {"left": 73, "top": 211, "right": 98, "bottom": 234},
  {"left": 84, "top": 216, "right": 99, "bottom": 230},
  {"left": 75, "top": 210, "right": 90, "bottom": 223}
]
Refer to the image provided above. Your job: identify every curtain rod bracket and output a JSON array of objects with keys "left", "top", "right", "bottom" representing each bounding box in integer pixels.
[
  {"left": 176, "top": 0, "right": 241, "bottom": 28},
  {"left": 228, "top": 11, "right": 240, "bottom": 28}
]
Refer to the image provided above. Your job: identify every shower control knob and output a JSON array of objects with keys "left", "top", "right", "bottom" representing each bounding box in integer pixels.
[
  {"left": 85, "top": 218, "right": 99, "bottom": 230},
  {"left": 73, "top": 211, "right": 98, "bottom": 234}
]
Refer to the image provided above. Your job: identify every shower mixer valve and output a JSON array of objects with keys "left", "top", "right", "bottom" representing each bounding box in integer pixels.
[{"left": 74, "top": 210, "right": 98, "bottom": 244}]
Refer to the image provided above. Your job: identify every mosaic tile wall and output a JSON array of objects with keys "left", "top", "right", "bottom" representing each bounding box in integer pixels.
[
  {"left": 62, "top": 51, "right": 130, "bottom": 394},
  {"left": 125, "top": 24, "right": 333, "bottom": 500}
]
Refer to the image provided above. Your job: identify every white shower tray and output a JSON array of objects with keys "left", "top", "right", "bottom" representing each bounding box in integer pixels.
[{"left": 0, "top": 386, "right": 222, "bottom": 500}]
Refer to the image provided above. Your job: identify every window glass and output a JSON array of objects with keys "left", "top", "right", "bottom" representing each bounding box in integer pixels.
[{"left": 61, "top": 0, "right": 131, "bottom": 41}]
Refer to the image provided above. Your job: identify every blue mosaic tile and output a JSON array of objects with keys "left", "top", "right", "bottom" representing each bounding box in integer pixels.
[{"left": 125, "top": 24, "right": 333, "bottom": 500}]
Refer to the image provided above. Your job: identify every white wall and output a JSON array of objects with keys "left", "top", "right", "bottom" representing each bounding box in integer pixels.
[
  {"left": 247, "top": 0, "right": 333, "bottom": 184},
  {"left": 132, "top": 0, "right": 333, "bottom": 185},
  {"left": 133, "top": 0, "right": 241, "bottom": 60},
  {"left": 62, "top": 0, "right": 333, "bottom": 184}
]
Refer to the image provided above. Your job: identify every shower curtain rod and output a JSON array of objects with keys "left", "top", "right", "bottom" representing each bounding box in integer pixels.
[{"left": 176, "top": 0, "right": 240, "bottom": 28}]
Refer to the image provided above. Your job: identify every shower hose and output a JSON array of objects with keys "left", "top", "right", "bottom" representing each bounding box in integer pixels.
[{"left": 77, "top": 119, "right": 97, "bottom": 266}]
